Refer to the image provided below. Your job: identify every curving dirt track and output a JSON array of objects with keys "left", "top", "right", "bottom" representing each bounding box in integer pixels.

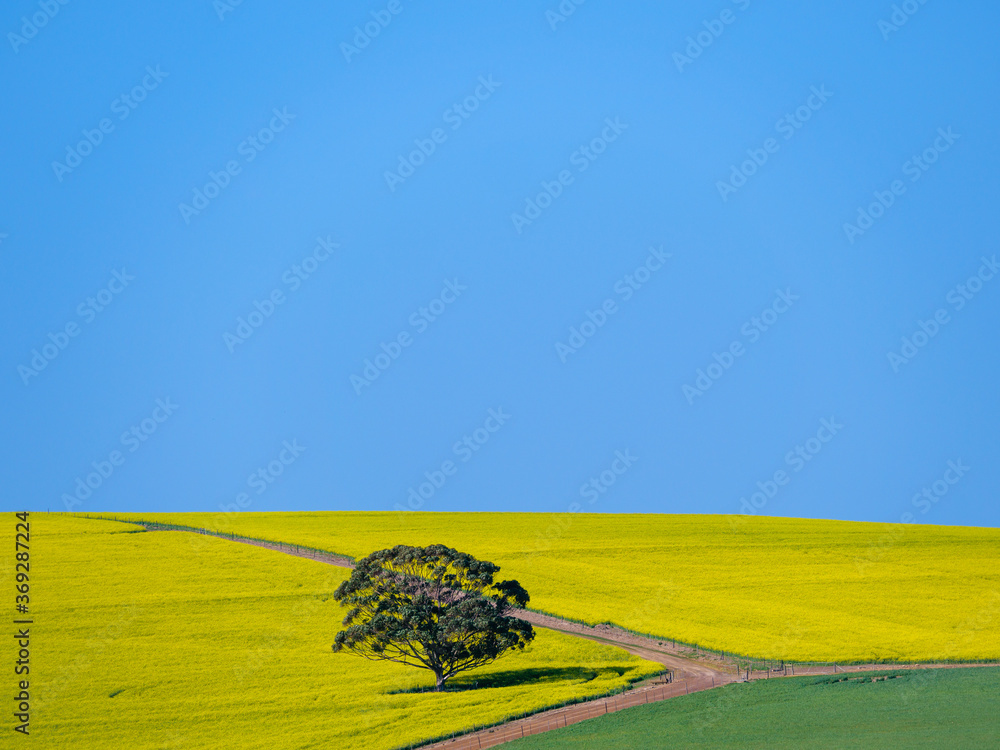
[
  {"left": 135, "top": 522, "right": 999, "bottom": 750},
  {"left": 515, "top": 610, "right": 731, "bottom": 680},
  {"left": 140, "top": 523, "right": 732, "bottom": 677},
  {"left": 423, "top": 675, "right": 728, "bottom": 750}
]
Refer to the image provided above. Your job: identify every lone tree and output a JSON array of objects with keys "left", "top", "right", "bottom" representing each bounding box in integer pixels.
[{"left": 332, "top": 544, "right": 534, "bottom": 691}]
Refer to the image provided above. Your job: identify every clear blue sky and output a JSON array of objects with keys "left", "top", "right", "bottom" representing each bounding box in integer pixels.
[{"left": 2, "top": 1, "right": 997, "bottom": 526}]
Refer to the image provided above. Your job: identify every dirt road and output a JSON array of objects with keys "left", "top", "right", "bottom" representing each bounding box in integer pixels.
[
  {"left": 515, "top": 609, "right": 731, "bottom": 680},
  {"left": 130, "top": 521, "right": 998, "bottom": 749},
  {"left": 138, "top": 521, "right": 732, "bottom": 678}
]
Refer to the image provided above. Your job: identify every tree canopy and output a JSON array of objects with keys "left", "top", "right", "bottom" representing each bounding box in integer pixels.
[{"left": 332, "top": 544, "right": 534, "bottom": 690}]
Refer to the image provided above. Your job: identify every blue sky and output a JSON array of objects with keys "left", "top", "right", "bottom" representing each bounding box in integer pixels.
[{"left": 1, "top": 1, "right": 997, "bottom": 526}]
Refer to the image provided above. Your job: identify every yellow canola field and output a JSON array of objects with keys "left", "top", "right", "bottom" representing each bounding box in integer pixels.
[
  {"left": 11, "top": 515, "right": 661, "bottom": 750},
  {"left": 114, "top": 511, "right": 1000, "bottom": 663}
]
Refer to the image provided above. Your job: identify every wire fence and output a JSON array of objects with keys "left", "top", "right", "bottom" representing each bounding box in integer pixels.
[
  {"left": 81, "top": 513, "right": 1000, "bottom": 671},
  {"left": 76, "top": 513, "right": 1000, "bottom": 749},
  {"left": 411, "top": 676, "right": 726, "bottom": 750},
  {"left": 80, "top": 513, "right": 1000, "bottom": 670},
  {"left": 517, "top": 610, "right": 1000, "bottom": 671},
  {"left": 78, "top": 513, "right": 356, "bottom": 566}
]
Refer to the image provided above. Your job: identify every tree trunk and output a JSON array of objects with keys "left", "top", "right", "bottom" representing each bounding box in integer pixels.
[{"left": 434, "top": 672, "right": 446, "bottom": 692}]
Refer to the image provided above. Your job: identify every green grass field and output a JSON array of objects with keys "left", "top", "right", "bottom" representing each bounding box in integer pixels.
[
  {"left": 12, "top": 515, "right": 662, "bottom": 749},
  {"left": 505, "top": 667, "right": 1000, "bottom": 749}
]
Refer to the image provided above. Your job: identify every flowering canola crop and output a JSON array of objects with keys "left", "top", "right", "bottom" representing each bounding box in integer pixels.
[
  {"left": 122, "top": 511, "right": 1000, "bottom": 663},
  {"left": 15, "top": 515, "right": 661, "bottom": 750}
]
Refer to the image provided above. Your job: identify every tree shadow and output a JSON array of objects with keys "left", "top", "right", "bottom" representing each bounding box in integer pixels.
[{"left": 389, "top": 666, "right": 630, "bottom": 693}]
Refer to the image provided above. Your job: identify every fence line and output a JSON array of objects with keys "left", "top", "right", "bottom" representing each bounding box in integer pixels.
[
  {"left": 80, "top": 513, "right": 356, "bottom": 566},
  {"left": 76, "top": 513, "right": 1000, "bottom": 750},
  {"left": 415, "top": 677, "right": 727, "bottom": 750},
  {"left": 82, "top": 513, "right": 997, "bottom": 675},
  {"left": 81, "top": 514, "right": 1000, "bottom": 671},
  {"left": 81, "top": 513, "right": 1000, "bottom": 670}
]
